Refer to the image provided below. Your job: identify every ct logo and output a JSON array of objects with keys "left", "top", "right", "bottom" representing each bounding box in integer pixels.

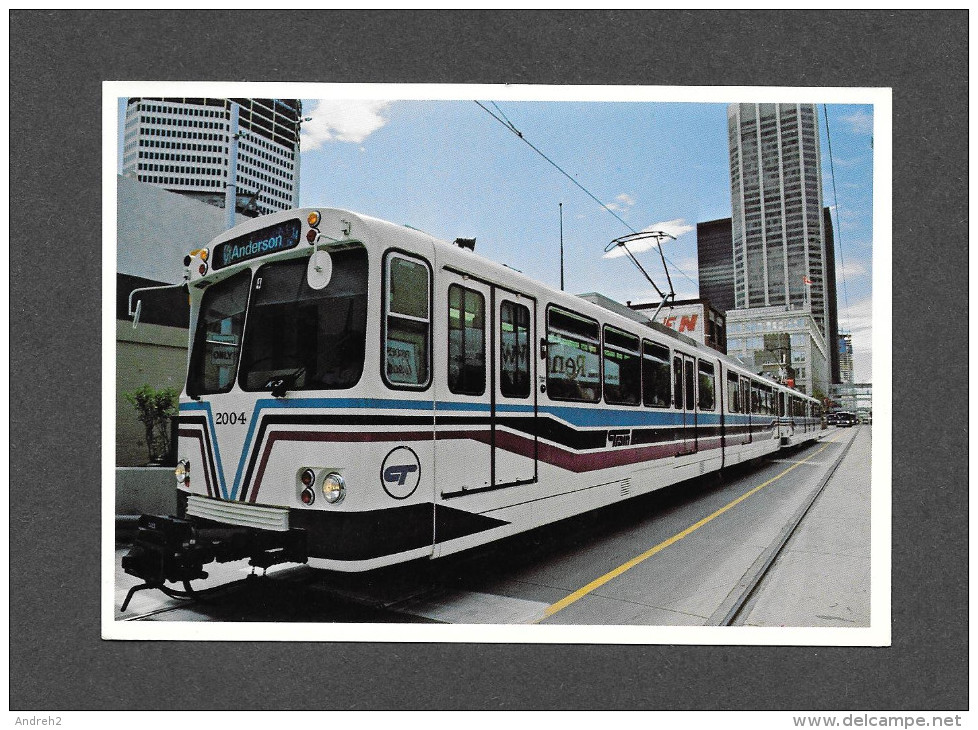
[{"left": 380, "top": 446, "right": 421, "bottom": 500}]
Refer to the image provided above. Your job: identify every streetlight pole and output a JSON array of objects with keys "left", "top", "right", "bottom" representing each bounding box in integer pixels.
[
  {"left": 559, "top": 202, "right": 564, "bottom": 291},
  {"left": 293, "top": 114, "right": 312, "bottom": 207},
  {"left": 225, "top": 101, "right": 240, "bottom": 230}
]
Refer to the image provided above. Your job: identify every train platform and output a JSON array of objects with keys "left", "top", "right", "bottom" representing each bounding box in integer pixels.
[{"left": 733, "top": 424, "right": 872, "bottom": 627}]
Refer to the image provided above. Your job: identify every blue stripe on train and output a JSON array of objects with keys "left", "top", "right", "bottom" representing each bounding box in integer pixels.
[
  {"left": 181, "top": 396, "right": 755, "bottom": 499},
  {"left": 180, "top": 400, "right": 230, "bottom": 499}
]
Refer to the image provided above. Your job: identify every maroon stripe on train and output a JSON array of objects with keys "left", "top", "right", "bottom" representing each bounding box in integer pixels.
[
  {"left": 247, "top": 430, "right": 437, "bottom": 503},
  {"left": 245, "top": 428, "right": 725, "bottom": 502},
  {"left": 178, "top": 428, "right": 214, "bottom": 498}
]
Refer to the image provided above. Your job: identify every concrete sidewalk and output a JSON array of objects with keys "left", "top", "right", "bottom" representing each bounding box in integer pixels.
[{"left": 737, "top": 426, "right": 872, "bottom": 627}]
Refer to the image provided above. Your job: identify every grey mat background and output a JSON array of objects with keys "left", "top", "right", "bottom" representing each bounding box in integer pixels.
[{"left": 9, "top": 10, "right": 967, "bottom": 710}]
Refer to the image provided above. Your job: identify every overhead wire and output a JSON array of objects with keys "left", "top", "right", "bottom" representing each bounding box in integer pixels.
[
  {"left": 822, "top": 104, "right": 853, "bottom": 332},
  {"left": 474, "top": 100, "right": 699, "bottom": 291}
]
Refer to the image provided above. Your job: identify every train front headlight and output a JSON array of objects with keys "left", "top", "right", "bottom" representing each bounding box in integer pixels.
[
  {"left": 322, "top": 472, "right": 346, "bottom": 504},
  {"left": 174, "top": 459, "right": 190, "bottom": 486}
]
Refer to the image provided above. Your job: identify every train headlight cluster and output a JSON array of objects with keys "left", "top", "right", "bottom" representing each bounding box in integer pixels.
[
  {"left": 184, "top": 249, "right": 210, "bottom": 277},
  {"left": 296, "top": 468, "right": 346, "bottom": 506},
  {"left": 306, "top": 210, "right": 321, "bottom": 243},
  {"left": 299, "top": 468, "right": 317, "bottom": 505},
  {"left": 174, "top": 459, "right": 190, "bottom": 487},
  {"left": 322, "top": 472, "right": 346, "bottom": 504}
]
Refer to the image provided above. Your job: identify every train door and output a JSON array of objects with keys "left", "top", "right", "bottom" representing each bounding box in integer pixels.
[
  {"left": 740, "top": 376, "right": 752, "bottom": 444},
  {"left": 674, "top": 352, "right": 697, "bottom": 455},
  {"left": 436, "top": 273, "right": 494, "bottom": 494},
  {"left": 781, "top": 392, "right": 793, "bottom": 441},
  {"left": 494, "top": 295, "right": 537, "bottom": 486}
]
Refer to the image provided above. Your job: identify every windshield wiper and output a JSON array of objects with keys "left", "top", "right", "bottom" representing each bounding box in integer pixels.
[{"left": 269, "top": 366, "right": 306, "bottom": 398}]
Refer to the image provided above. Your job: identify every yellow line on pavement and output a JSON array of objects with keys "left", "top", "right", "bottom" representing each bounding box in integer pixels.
[{"left": 537, "top": 435, "right": 841, "bottom": 622}]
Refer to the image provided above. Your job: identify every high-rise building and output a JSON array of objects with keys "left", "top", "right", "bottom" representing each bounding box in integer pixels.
[
  {"left": 695, "top": 207, "right": 840, "bottom": 383},
  {"left": 838, "top": 332, "right": 854, "bottom": 384},
  {"left": 728, "top": 103, "right": 831, "bottom": 347},
  {"left": 823, "top": 206, "right": 841, "bottom": 384},
  {"left": 696, "top": 217, "right": 735, "bottom": 314},
  {"left": 122, "top": 98, "right": 302, "bottom": 217}
]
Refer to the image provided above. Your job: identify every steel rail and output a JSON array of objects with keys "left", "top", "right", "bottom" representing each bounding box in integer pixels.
[{"left": 706, "top": 429, "right": 860, "bottom": 626}]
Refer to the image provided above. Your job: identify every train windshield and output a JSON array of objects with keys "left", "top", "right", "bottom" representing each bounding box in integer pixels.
[
  {"left": 238, "top": 246, "right": 369, "bottom": 392},
  {"left": 187, "top": 270, "right": 252, "bottom": 396}
]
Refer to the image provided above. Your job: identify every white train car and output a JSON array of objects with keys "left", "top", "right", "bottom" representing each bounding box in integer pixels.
[{"left": 123, "top": 207, "right": 823, "bottom": 591}]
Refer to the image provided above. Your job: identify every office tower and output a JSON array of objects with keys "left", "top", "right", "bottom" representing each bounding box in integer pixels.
[
  {"left": 696, "top": 217, "right": 736, "bottom": 314},
  {"left": 838, "top": 332, "right": 855, "bottom": 384},
  {"left": 823, "top": 206, "right": 841, "bottom": 384},
  {"left": 728, "top": 103, "right": 831, "bottom": 346},
  {"left": 122, "top": 97, "right": 302, "bottom": 216},
  {"left": 695, "top": 207, "right": 839, "bottom": 380}
]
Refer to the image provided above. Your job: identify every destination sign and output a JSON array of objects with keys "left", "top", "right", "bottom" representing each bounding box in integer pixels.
[{"left": 213, "top": 219, "right": 302, "bottom": 270}]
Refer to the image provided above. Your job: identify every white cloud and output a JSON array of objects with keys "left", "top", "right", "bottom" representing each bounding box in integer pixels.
[
  {"left": 602, "top": 218, "right": 695, "bottom": 259},
  {"left": 843, "top": 110, "right": 874, "bottom": 136},
  {"left": 301, "top": 100, "right": 392, "bottom": 150},
  {"left": 837, "top": 259, "right": 868, "bottom": 279},
  {"left": 605, "top": 192, "right": 637, "bottom": 213}
]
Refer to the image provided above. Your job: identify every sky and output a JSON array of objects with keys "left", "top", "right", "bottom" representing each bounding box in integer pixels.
[
  {"left": 116, "top": 92, "right": 877, "bottom": 382},
  {"left": 295, "top": 97, "right": 875, "bottom": 382}
]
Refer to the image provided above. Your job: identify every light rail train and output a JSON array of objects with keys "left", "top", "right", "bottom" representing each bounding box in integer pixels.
[{"left": 122, "top": 208, "right": 823, "bottom": 597}]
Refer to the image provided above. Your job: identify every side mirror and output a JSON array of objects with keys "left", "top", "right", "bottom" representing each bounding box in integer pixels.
[{"left": 131, "top": 299, "right": 142, "bottom": 329}]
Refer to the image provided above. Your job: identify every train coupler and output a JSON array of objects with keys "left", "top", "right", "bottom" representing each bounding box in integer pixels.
[{"left": 120, "top": 513, "right": 307, "bottom": 611}]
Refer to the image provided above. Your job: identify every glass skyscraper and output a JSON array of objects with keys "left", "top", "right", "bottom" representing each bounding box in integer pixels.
[{"left": 728, "top": 103, "right": 830, "bottom": 347}]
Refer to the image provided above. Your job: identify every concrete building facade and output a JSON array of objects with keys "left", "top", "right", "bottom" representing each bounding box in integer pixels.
[
  {"left": 116, "top": 175, "right": 247, "bottom": 466},
  {"left": 726, "top": 305, "right": 829, "bottom": 399},
  {"left": 629, "top": 298, "right": 727, "bottom": 354},
  {"left": 121, "top": 97, "right": 302, "bottom": 217}
]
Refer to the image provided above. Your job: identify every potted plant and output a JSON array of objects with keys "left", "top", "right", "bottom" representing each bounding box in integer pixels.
[{"left": 124, "top": 384, "right": 179, "bottom": 465}]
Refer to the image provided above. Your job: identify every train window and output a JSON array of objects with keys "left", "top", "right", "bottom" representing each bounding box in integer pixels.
[
  {"left": 642, "top": 340, "right": 670, "bottom": 408},
  {"left": 727, "top": 372, "right": 740, "bottom": 413},
  {"left": 697, "top": 360, "right": 716, "bottom": 411},
  {"left": 603, "top": 326, "right": 640, "bottom": 406},
  {"left": 750, "top": 381, "right": 761, "bottom": 414},
  {"left": 383, "top": 253, "right": 431, "bottom": 388},
  {"left": 673, "top": 356, "right": 683, "bottom": 409},
  {"left": 546, "top": 306, "right": 600, "bottom": 402},
  {"left": 448, "top": 284, "right": 486, "bottom": 395},
  {"left": 240, "top": 248, "right": 369, "bottom": 392},
  {"left": 187, "top": 269, "right": 251, "bottom": 396},
  {"left": 500, "top": 300, "right": 531, "bottom": 398}
]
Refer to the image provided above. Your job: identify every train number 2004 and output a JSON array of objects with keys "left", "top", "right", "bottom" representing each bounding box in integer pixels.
[{"left": 215, "top": 411, "right": 248, "bottom": 425}]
